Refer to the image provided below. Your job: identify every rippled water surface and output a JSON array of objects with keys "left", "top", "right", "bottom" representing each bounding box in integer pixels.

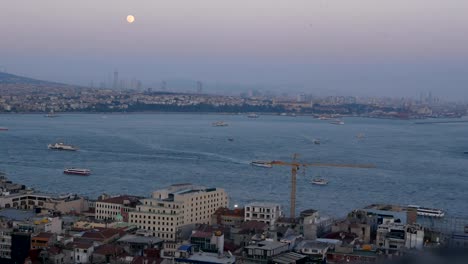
[{"left": 1, "top": 114, "right": 467, "bottom": 217}]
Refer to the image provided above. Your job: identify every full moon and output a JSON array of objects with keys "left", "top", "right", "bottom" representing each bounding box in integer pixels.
[{"left": 126, "top": 15, "right": 135, "bottom": 23}]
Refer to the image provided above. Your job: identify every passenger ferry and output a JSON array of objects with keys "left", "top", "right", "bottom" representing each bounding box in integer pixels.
[
  {"left": 63, "top": 168, "right": 91, "bottom": 176},
  {"left": 250, "top": 161, "right": 272, "bottom": 168},
  {"left": 407, "top": 205, "right": 445, "bottom": 218},
  {"left": 48, "top": 142, "right": 78, "bottom": 151}
]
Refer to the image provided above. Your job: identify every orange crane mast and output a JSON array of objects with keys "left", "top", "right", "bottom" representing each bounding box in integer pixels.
[{"left": 269, "top": 154, "right": 375, "bottom": 218}]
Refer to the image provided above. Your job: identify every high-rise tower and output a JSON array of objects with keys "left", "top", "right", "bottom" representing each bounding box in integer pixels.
[{"left": 112, "top": 70, "right": 119, "bottom": 89}]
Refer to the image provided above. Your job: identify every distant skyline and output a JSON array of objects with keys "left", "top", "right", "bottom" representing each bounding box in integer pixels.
[{"left": 1, "top": 0, "right": 468, "bottom": 99}]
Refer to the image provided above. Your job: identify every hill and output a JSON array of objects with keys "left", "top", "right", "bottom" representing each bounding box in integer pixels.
[{"left": 0, "top": 72, "right": 83, "bottom": 96}]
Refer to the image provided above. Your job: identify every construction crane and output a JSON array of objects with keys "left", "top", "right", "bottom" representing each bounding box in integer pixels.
[{"left": 269, "top": 154, "right": 375, "bottom": 218}]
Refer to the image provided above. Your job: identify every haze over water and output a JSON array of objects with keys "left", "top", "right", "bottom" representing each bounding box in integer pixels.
[{"left": 1, "top": 114, "right": 467, "bottom": 218}]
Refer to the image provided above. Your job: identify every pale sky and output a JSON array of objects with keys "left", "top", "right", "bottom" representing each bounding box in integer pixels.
[{"left": 1, "top": 0, "right": 468, "bottom": 98}]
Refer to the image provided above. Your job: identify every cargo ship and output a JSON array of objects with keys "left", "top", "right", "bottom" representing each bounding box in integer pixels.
[{"left": 63, "top": 168, "right": 91, "bottom": 176}]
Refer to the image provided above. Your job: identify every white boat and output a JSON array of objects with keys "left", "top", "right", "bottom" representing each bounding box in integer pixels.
[
  {"left": 407, "top": 205, "right": 445, "bottom": 218},
  {"left": 48, "top": 142, "right": 78, "bottom": 151},
  {"left": 247, "top": 113, "right": 259, "bottom": 118},
  {"left": 313, "top": 139, "right": 320, "bottom": 145},
  {"left": 330, "top": 119, "right": 344, "bottom": 125},
  {"left": 250, "top": 161, "right": 272, "bottom": 168},
  {"left": 212, "top": 121, "right": 228, "bottom": 127},
  {"left": 311, "top": 178, "right": 328, "bottom": 185},
  {"left": 64, "top": 168, "right": 91, "bottom": 176}
]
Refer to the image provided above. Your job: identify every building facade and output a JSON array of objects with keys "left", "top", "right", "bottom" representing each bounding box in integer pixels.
[
  {"left": 129, "top": 184, "right": 228, "bottom": 241},
  {"left": 244, "top": 202, "right": 282, "bottom": 227},
  {"left": 95, "top": 195, "right": 141, "bottom": 221}
]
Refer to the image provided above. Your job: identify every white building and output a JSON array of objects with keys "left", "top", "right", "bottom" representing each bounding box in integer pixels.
[
  {"left": 244, "top": 202, "right": 282, "bottom": 226},
  {"left": 95, "top": 195, "right": 141, "bottom": 221},
  {"left": 69, "top": 242, "right": 94, "bottom": 263},
  {"left": 129, "top": 184, "right": 228, "bottom": 241}
]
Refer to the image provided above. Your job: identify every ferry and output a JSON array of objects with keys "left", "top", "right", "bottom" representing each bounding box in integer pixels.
[
  {"left": 247, "top": 113, "right": 259, "bottom": 118},
  {"left": 212, "top": 121, "right": 228, "bottom": 127},
  {"left": 250, "top": 161, "right": 272, "bottom": 168},
  {"left": 311, "top": 178, "right": 328, "bottom": 185},
  {"left": 330, "top": 119, "right": 345, "bottom": 125},
  {"left": 48, "top": 142, "right": 79, "bottom": 151},
  {"left": 63, "top": 168, "right": 91, "bottom": 176},
  {"left": 0, "top": 127, "right": 8, "bottom": 131},
  {"left": 407, "top": 205, "right": 445, "bottom": 218}
]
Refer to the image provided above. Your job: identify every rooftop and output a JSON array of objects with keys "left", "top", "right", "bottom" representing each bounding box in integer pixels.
[
  {"left": 118, "top": 234, "right": 164, "bottom": 244},
  {"left": 99, "top": 195, "right": 142, "bottom": 206},
  {"left": 245, "top": 202, "right": 280, "bottom": 208},
  {"left": 272, "top": 252, "right": 307, "bottom": 264},
  {"left": 0, "top": 208, "right": 36, "bottom": 221},
  {"left": 33, "top": 232, "right": 54, "bottom": 239},
  {"left": 245, "top": 240, "right": 288, "bottom": 251},
  {"left": 179, "top": 251, "right": 235, "bottom": 264}
]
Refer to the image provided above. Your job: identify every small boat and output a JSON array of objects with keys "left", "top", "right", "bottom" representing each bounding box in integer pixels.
[
  {"left": 48, "top": 142, "right": 78, "bottom": 151},
  {"left": 0, "top": 127, "right": 8, "bottom": 131},
  {"left": 228, "top": 138, "right": 234, "bottom": 142},
  {"left": 313, "top": 139, "right": 320, "bottom": 145},
  {"left": 45, "top": 111, "right": 59, "bottom": 118},
  {"left": 330, "top": 119, "right": 344, "bottom": 125},
  {"left": 247, "top": 113, "right": 259, "bottom": 118},
  {"left": 464, "top": 152, "right": 468, "bottom": 154},
  {"left": 311, "top": 178, "right": 328, "bottom": 185},
  {"left": 250, "top": 161, "right": 272, "bottom": 168},
  {"left": 212, "top": 121, "right": 228, "bottom": 127},
  {"left": 318, "top": 116, "right": 331, "bottom": 120},
  {"left": 63, "top": 168, "right": 91, "bottom": 176},
  {"left": 407, "top": 205, "right": 445, "bottom": 218}
]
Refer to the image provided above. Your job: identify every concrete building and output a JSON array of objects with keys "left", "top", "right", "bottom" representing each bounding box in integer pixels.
[
  {"left": 243, "top": 240, "right": 289, "bottom": 264},
  {"left": 95, "top": 195, "right": 141, "bottom": 221},
  {"left": 0, "top": 228, "right": 12, "bottom": 259},
  {"left": 129, "top": 184, "right": 228, "bottom": 241},
  {"left": 244, "top": 202, "right": 282, "bottom": 227},
  {"left": 376, "top": 219, "right": 424, "bottom": 253}
]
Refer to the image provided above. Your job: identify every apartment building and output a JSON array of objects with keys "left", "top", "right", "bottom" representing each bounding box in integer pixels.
[
  {"left": 244, "top": 202, "right": 282, "bottom": 226},
  {"left": 95, "top": 195, "right": 141, "bottom": 221},
  {"left": 129, "top": 184, "right": 228, "bottom": 241}
]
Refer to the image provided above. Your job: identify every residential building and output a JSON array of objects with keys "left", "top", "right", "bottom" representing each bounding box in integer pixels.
[
  {"left": 211, "top": 207, "right": 244, "bottom": 227},
  {"left": 244, "top": 202, "right": 282, "bottom": 227},
  {"left": 129, "top": 184, "right": 228, "bottom": 241},
  {"left": 31, "top": 232, "right": 56, "bottom": 249}
]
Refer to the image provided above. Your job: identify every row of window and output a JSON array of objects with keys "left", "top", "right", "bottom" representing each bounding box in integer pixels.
[{"left": 96, "top": 203, "right": 121, "bottom": 209}]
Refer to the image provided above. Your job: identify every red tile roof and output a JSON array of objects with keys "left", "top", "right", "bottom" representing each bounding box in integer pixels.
[
  {"left": 94, "top": 244, "right": 125, "bottom": 255},
  {"left": 81, "top": 228, "right": 122, "bottom": 242},
  {"left": 213, "top": 207, "right": 245, "bottom": 217},
  {"left": 33, "top": 232, "right": 54, "bottom": 239},
  {"left": 70, "top": 241, "right": 94, "bottom": 250}
]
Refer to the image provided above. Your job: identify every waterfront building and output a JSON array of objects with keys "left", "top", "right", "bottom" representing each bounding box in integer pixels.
[
  {"left": 243, "top": 240, "right": 289, "bottom": 264},
  {"left": 128, "top": 184, "right": 228, "bottom": 241},
  {"left": 95, "top": 195, "right": 141, "bottom": 221},
  {"left": 244, "top": 202, "right": 282, "bottom": 227}
]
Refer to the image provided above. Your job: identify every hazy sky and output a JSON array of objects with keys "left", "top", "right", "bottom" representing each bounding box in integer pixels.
[{"left": 1, "top": 0, "right": 468, "bottom": 98}]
